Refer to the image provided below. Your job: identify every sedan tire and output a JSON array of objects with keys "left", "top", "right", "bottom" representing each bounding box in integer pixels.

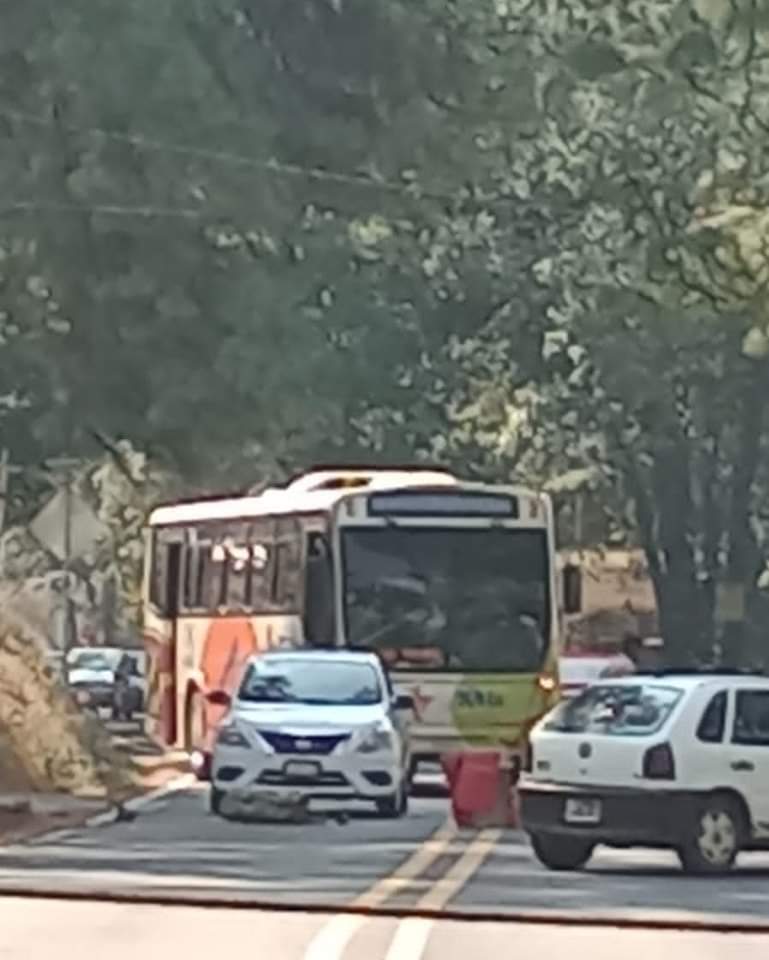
[
  {"left": 376, "top": 782, "right": 409, "bottom": 819},
  {"left": 209, "top": 787, "right": 226, "bottom": 817}
]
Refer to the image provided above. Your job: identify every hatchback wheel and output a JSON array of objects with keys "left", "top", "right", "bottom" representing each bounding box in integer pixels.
[
  {"left": 678, "top": 795, "right": 743, "bottom": 875},
  {"left": 376, "top": 783, "right": 408, "bottom": 818},
  {"left": 186, "top": 693, "right": 211, "bottom": 781},
  {"left": 530, "top": 833, "right": 594, "bottom": 871}
]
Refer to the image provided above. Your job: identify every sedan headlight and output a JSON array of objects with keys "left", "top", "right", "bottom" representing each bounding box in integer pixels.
[
  {"left": 216, "top": 723, "right": 250, "bottom": 749},
  {"left": 356, "top": 725, "right": 394, "bottom": 754}
]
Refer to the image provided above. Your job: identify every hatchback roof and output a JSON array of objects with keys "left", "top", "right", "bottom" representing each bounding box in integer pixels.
[
  {"left": 588, "top": 671, "right": 769, "bottom": 692},
  {"left": 246, "top": 648, "right": 382, "bottom": 664}
]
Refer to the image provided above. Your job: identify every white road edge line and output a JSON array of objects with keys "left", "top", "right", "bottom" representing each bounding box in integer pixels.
[
  {"left": 85, "top": 774, "right": 196, "bottom": 827},
  {"left": 383, "top": 829, "right": 502, "bottom": 960},
  {"left": 302, "top": 818, "right": 457, "bottom": 960}
]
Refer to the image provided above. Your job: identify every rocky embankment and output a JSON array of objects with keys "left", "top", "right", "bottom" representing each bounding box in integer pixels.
[{"left": 0, "top": 611, "right": 133, "bottom": 802}]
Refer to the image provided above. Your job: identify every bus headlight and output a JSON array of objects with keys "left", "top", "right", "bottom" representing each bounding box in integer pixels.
[
  {"left": 356, "top": 725, "right": 394, "bottom": 754},
  {"left": 537, "top": 674, "right": 557, "bottom": 693}
]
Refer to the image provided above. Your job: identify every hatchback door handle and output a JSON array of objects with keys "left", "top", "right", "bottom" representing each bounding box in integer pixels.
[{"left": 731, "top": 760, "right": 754, "bottom": 772}]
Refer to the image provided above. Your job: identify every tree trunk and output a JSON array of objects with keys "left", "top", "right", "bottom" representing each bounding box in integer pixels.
[{"left": 721, "top": 365, "right": 769, "bottom": 667}]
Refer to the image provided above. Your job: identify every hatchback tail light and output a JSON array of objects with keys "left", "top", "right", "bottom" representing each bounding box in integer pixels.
[{"left": 642, "top": 742, "right": 676, "bottom": 780}]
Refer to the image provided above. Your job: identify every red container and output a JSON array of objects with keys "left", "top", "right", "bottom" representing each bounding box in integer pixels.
[{"left": 441, "top": 750, "right": 519, "bottom": 828}]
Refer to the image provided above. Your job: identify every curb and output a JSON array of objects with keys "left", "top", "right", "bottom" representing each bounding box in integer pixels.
[
  {"left": 86, "top": 774, "right": 196, "bottom": 827},
  {"left": 129, "top": 752, "right": 190, "bottom": 773},
  {"left": 13, "top": 774, "right": 197, "bottom": 845},
  {"left": 0, "top": 797, "right": 103, "bottom": 818},
  {"left": 0, "top": 759, "right": 192, "bottom": 825}
]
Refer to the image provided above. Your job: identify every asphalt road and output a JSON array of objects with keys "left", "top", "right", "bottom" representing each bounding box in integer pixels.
[{"left": 1, "top": 783, "right": 769, "bottom": 930}]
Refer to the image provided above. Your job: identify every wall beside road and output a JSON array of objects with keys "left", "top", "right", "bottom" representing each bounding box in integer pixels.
[{"left": 561, "top": 548, "right": 657, "bottom": 650}]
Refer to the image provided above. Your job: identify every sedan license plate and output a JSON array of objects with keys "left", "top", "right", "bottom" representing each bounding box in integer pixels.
[
  {"left": 284, "top": 760, "right": 321, "bottom": 779},
  {"left": 564, "top": 797, "right": 602, "bottom": 825}
]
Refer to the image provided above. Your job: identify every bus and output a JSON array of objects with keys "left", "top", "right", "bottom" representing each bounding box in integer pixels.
[{"left": 142, "top": 468, "right": 578, "bottom": 780}]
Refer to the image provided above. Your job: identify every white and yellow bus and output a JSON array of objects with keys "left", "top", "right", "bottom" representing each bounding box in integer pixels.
[{"left": 142, "top": 468, "right": 576, "bottom": 779}]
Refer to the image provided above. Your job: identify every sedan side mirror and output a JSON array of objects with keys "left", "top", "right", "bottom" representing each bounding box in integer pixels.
[
  {"left": 206, "top": 690, "right": 231, "bottom": 707},
  {"left": 393, "top": 693, "right": 414, "bottom": 711}
]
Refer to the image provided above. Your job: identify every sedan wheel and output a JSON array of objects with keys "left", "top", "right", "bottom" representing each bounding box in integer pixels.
[
  {"left": 376, "top": 783, "right": 408, "bottom": 818},
  {"left": 209, "top": 787, "right": 227, "bottom": 817}
]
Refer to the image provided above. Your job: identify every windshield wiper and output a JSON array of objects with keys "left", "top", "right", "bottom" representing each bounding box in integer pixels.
[
  {"left": 299, "top": 697, "right": 342, "bottom": 706},
  {"left": 355, "top": 609, "right": 430, "bottom": 649},
  {"left": 240, "top": 694, "right": 296, "bottom": 704}
]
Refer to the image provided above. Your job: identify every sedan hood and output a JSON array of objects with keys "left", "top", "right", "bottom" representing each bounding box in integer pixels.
[{"left": 232, "top": 701, "right": 386, "bottom": 734}]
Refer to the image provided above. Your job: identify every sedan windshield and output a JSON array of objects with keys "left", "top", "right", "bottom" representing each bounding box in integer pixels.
[
  {"left": 544, "top": 684, "right": 683, "bottom": 737},
  {"left": 237, "top": 659, "right": 382, "bottom": 706},
  {"left": 342, "top": 527, "right": 549, "bottom": 672}
]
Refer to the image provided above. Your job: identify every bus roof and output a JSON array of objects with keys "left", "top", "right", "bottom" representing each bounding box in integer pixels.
[
  {"left": 148, "top": 470, "right": 546, "bottom": 527},
  {"left": 150, "top": 487, "right": 351, "bottom": 526}
]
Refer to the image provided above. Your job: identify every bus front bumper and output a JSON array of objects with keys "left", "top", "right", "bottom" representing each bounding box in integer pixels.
[{"left": 407, "top": 732, "right": 525, "bottom": 775}]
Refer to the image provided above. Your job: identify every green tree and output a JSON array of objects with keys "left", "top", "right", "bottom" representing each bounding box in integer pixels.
[{"left": 403, "top": 0, "right": 769, "bottom": 665}]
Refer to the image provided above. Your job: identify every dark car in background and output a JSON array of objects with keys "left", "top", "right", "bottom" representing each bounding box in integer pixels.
[{"left": 65, "top": 647, "right": 146, "bottom": 720}]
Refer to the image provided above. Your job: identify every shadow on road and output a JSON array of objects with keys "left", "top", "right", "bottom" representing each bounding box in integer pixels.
[{"left": 0, "top": 789, "right": 450, "bottom": 906}]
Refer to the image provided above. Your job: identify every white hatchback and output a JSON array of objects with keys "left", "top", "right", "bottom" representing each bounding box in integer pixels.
[
  {"left": 209, "top": 650, "right": 412, "bottom": 818},
  {"left": 520, "top": 672, "right": 769, "bottom": 874}
]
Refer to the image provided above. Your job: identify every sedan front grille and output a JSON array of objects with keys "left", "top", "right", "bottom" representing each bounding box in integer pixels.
[
  {"left": 257, "top": 770, "right": 349, "bottom": 787},
  {"left": 257, "top": 731, "right": 351, "bottom": 755}
]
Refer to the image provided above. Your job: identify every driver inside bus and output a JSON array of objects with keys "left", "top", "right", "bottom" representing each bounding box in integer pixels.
[{"left": 447, "top": 578, "right": 544, "bottom": 671}]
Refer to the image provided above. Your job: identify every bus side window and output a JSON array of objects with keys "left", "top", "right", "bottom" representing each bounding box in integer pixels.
[
  {"left": 273, "top": 518, "right": 302, "bottom": 610},
  {"left": 150, "top": 528, "right": 182, "bottom": 616},
  {"left": 182, "top": 538, "right": 198, "bottom": 609},
  {"left": 198, "top": 534, "right": 226, "bottom": 610},
  {"left": 562, "top": 563, "right": 582, "bottom": 615},
  {"left": 149, "top": 530, "right": 165, "bottom": 609},
  {"left": 304, "top": 532, "right": 334, "bottom": 646},
  {"left": 249, "top": 519, "right": 275, "bottom": 608},
  {"left": 224, "top": 521, "right": 255, "bottom": 610}
]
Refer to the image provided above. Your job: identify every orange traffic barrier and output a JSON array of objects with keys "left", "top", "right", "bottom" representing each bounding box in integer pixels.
[{"left": 441, "top": 750, "right": 519, "bottom": 829}]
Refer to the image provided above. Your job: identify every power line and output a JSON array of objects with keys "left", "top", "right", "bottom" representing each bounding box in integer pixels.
[
  {"left": 0, "top": 103, "right": 469, "bottom": 205},
  {"left": 0, "top": 200, "right": 202, "bottom": 220}
]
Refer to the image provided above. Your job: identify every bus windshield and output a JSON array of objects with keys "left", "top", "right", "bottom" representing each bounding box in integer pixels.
[{"left": 341, "top": 527, "right": 549, "bottom": 672}]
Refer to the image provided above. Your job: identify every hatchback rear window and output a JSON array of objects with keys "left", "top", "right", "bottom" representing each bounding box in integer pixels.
[{"left": 544, "top": 683, "right": 683, "bottom": 736}]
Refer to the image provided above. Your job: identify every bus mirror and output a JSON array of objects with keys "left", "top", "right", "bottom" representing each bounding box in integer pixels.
[
  {"left": 562, "top": 563, "right": 582, "bottom": 615},
  {"left": 393, "top": 693, "right": 414, "bottom": 712},
  {"left": 206, "top": 690, "right": 231, "bottom": 707}
]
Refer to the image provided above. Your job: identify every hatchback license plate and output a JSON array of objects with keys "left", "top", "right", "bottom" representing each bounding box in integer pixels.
[
  {"left": 284, "top": 761, "right": 321, "bottom": 779},
  {"left": 564, "top": 797, "right": 602, "bottom": 824}
]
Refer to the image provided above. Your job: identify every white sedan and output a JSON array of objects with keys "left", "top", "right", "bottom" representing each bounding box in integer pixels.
[{"left": 209, "top": 650, "right": 413, "bottom": 818}]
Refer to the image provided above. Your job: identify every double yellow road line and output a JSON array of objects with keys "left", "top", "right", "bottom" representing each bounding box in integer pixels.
[{"left": 304, "top": 819, "right": 501, "bottom": 960}]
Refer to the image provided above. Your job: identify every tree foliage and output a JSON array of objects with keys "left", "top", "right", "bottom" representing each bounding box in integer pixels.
[{"left": 3, "top": 1, "right": 769, "bottom": 662}]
